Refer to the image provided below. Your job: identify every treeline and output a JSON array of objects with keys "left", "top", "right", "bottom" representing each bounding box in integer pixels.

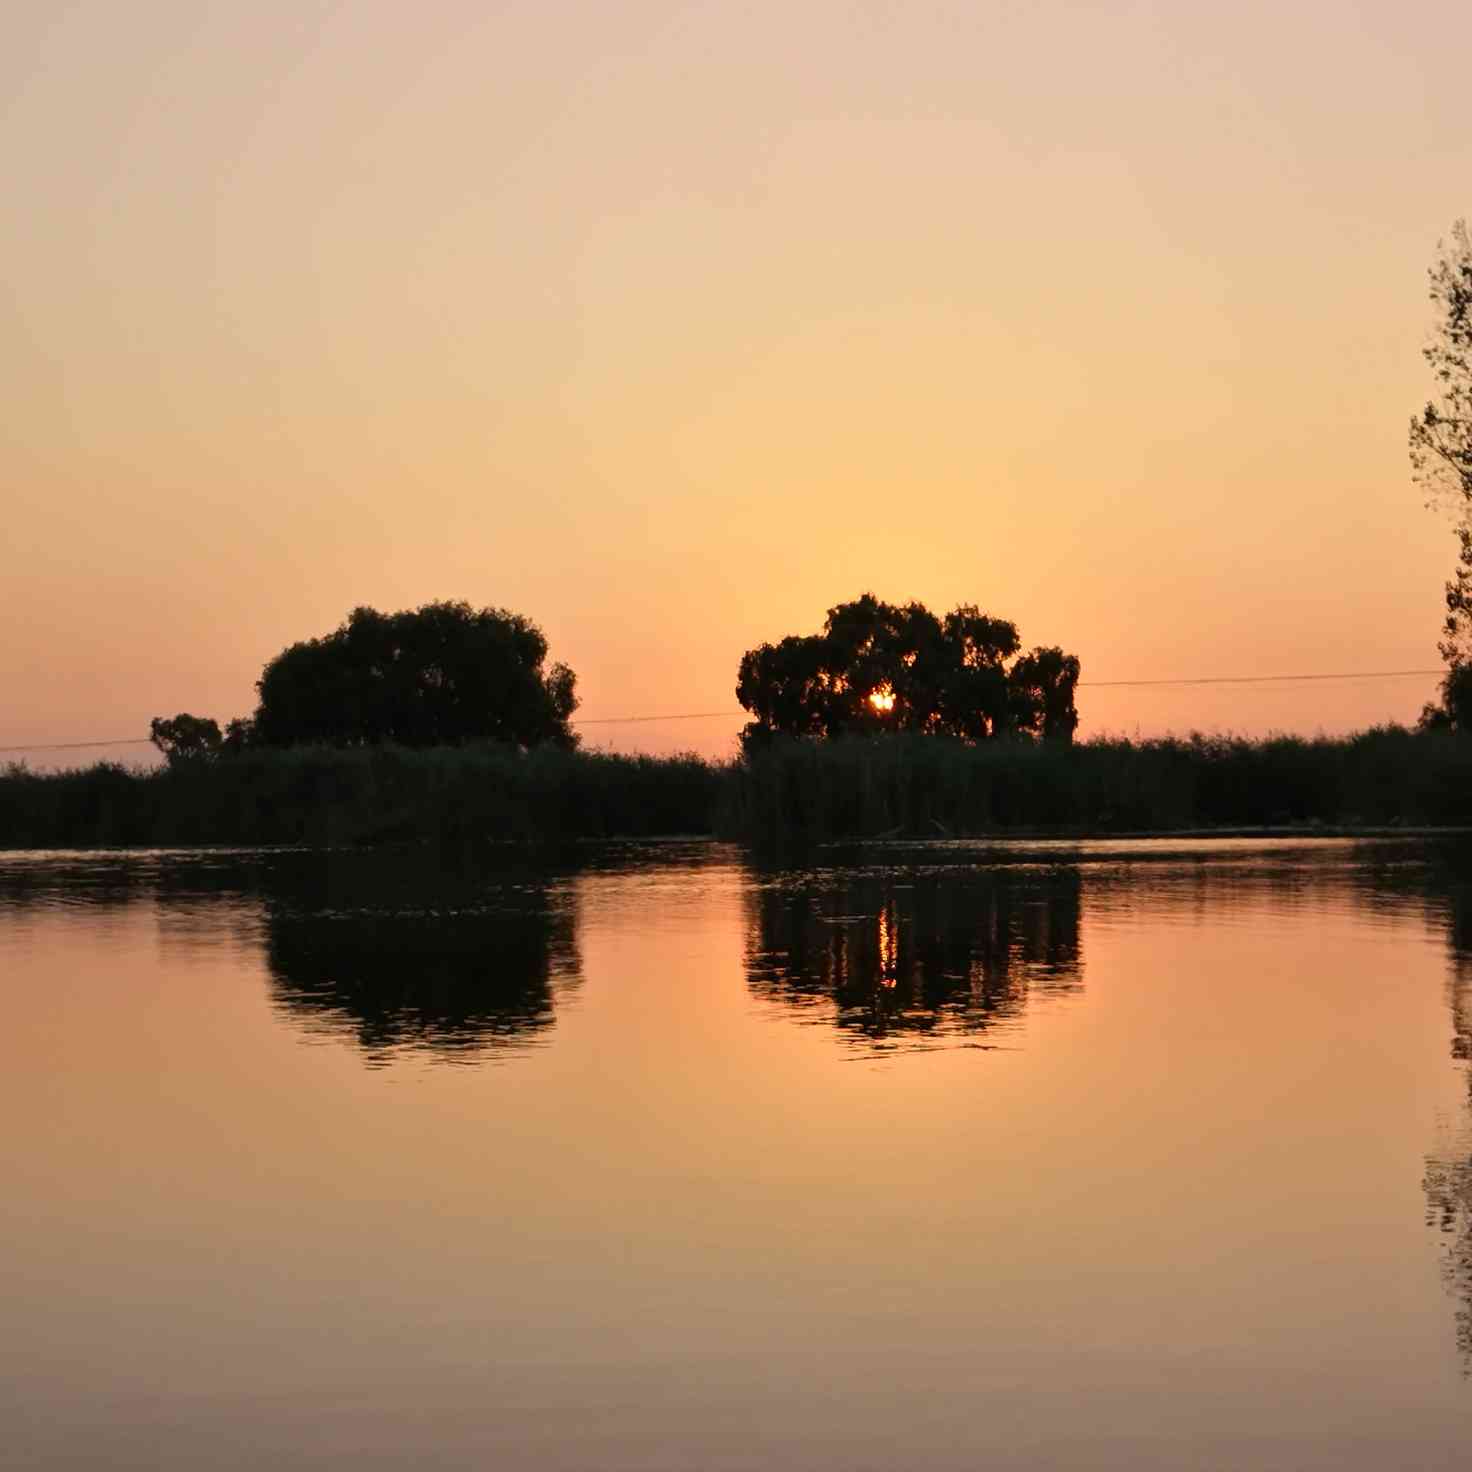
[
  {"left": 5, "top": 727, "right": 1472, "bottom": 849},
  {"left": 145, "top": 591, "right": 1085, "bottom": 764}
]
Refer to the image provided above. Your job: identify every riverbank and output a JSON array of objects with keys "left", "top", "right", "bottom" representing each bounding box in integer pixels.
[{"left": 3, "top": 727, "right": 1471, "bottom": 848}]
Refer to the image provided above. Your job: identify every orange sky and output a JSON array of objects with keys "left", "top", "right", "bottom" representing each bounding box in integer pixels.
[{"left": 3, "top": 1, "right": 1470, "bottom": 761}]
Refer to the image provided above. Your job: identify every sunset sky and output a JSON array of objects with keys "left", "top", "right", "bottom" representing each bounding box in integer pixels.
[{"left": 4, "top": 0, "right": 1471, "bottom": 760}]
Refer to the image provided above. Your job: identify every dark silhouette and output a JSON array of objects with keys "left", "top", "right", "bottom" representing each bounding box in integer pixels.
[
  {"left": 745, "top": 864, "right": 1082, "bottom": 1046},
  {"left": 0, "top": 849, "right": 584, "bottom": 1065},
  {"left": 735, "top": 593, "right": 1078, "bottom": 752},
  {"left": 1409, "top": 840, "right": 1472, "bottom": 1364},
  {"left": 1421, "top": 665, "right": 1472, "bottom": 736},
  {"left": 263, "top": 850, "right": 584, "bottom": 1064},
  {"left": 266, "top": 892, "right": 581, "bottom": 1065},
  {"left": 148, "top": 601, "right": 579, "bottom": 757},
  {"left": 250, "top": 601, "right": 579, "bottom": 749},
  {"left": 253, "top": 849, "right": 579, "bottom": 1062},
  {"left": 1412, "top": 221, "right": 1472, "bottom": 731},
  {"left": 149, "top": 713, "right": 224, "bottom": 765}
]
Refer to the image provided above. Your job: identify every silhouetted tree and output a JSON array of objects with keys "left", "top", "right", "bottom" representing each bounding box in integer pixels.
[
  {"left": 736, "top": 593, "right": 1078, "bottom": 751},
  {"left": 149, "top": 713, "right": 222, "bottom": 765},
  {"left": 250, "top": 601, "right": 579, "bottom": 749},
  {"left": 221, "top": 717, "right": 255, "bottom": 754},
  {"left": 1413, "top": 221, "right": 1472, "bottom": 730},
  {"left": 1421, "top": 666, "right": 1472, "bottom": 733},
  {"left": 1008, "top": 646, "right": 1082, "bottom": 743}
]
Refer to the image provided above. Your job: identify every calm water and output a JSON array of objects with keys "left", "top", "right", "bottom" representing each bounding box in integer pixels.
[{"left": 3, "top": 838, "right": 1472, "bottom": 1469}]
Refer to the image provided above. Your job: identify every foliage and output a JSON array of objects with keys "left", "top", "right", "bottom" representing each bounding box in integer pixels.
[
  {"left": 222, "top": 717, "right": 255, "bottom": 753},
  {"left": 250, "top": 601, "right": 579, "bottom": 749},
  {"left": 735, "top": 593, "right": 1078, "bottom": 752},
  {"left": 1421, "top": 665, "right": 1472, "bottom": 734},
  {"left": 1412, "top": 220, "right": 1472, "bottom": 723},
  {"left": 149, "top": 713, "right": 223, "bottom": 765},
  {"left": 1008, "top": 645, "right": 1082, "bottom": 743}
]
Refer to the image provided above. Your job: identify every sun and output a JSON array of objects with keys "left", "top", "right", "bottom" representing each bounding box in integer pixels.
[{"left": 869, "top": 685, "right": 896, "bottom": 713}]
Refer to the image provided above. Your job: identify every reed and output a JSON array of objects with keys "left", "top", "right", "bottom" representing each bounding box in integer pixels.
[
  {"left": 0, "top": 745, "right": 726, "bottom": 849},
  {"left": 727, "top": 727, "right": 1472, "bottom": 841},
  {"left": 3, "top": 727, "right": 1471, "bottom": 850}
]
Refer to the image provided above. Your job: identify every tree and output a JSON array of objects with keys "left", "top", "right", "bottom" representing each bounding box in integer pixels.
[
  {"left": 736, "top": 593, "right": 1078, "bottom": 751},
  {"left": 149, "top": 713, "right": 223, "bottom": 765},
  {"left": 250, "top": 601, "right": 579, "bottom": 749},
  {"left": 1420, "top": 665, "right": 1472, "bottom": 733},
  {"left": 221, "top": 717, "right": 255, "bottom": 754},
  {"left": 1412, "top": 220, "right": 1472, "bottom": 729},
  {"left": 1007, "top": 646, "right": 1082, "bottom": 743}
]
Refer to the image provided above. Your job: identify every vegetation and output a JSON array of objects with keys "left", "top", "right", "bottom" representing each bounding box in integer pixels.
[
  {"left": 0, "top": 745, "right": 720, "bottom": 849},
  {"left": 6, "top": 728, "right": 1472, "bottom": 849},
  {"left": 735, "top": 593, "right": 1079, "bottom": 752},
  {"left": 1413, "top": 220, "right": 1472, "bottom": 730},
  {"left": 156, "top": 600, "right": 579, "bottom": 755},
  {"left": 149, "top": 713, "right": 237, "bottom": 764},
  {"left": 727, "top": 728, "right": 1472, "bottom": 842}
]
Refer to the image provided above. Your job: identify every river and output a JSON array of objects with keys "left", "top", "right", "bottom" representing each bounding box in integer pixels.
[{"left": 3, "top": 838, "right": 1470, "bottom": 1469}]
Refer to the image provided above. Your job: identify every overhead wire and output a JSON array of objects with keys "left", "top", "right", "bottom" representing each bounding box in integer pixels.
[{"left": 0, "top": 668, "right": 1448, "bottom": 753}]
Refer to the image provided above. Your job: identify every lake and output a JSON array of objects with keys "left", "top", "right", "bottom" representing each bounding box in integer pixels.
[{"left": 3, "top": 838, "right": 1471, "bottom": 1469}]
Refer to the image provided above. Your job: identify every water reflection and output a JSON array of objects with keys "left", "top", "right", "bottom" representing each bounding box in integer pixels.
[
  {"left": 13, "top": 839, "right": 1472, "bottom": 1363},
  {"left": 1415, "top": 848, "right": 1472, "bottom": 1365},
  {"left": 745, "top": 865, "right": 1082, "bottom": 1046},
  {"left": 0, "top": 848, "right": 584, "bottom": 1067},
  {"left": 261, "top": 853, "right": 582, "bottom": 1066},
  {"left": 12, "top": 837, "right": 1472, "bottom": 1461}
]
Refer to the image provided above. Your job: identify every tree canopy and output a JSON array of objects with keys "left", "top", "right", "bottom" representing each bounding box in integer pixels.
[
  {"left": 243, "top": 601, "right": 579, "bottom": 750},
  {"left": 735, "top": 593, "right": 1078, "bottom": 751},
  {"left": 1412, "top": 221, "right": 1472, "bottom": 729},
  {"left": 149, "top": 713, "right": 223, "bottom": 765}
]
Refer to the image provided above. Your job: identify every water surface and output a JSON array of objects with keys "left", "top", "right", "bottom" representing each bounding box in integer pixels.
[{"left": 3, "top": 838, "right": 1471, "bottom": 1469}]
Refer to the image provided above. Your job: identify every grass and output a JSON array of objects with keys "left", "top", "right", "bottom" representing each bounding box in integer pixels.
[{"left": 3, "top": 727, "right": 1471, "bottom": 849}]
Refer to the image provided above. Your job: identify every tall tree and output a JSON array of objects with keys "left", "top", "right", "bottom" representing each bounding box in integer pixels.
[
  {"left": 1412, "top": 221, "right": 1472, "bottom": 726},
  {"left": 251, "top": 601, "right": 579, "bottom": 749},
  {"left": 736, "top": 594, "right": 1078, "bottom": 750}
]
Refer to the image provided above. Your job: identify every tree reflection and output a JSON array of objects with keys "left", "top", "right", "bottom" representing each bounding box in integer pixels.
[
  {"left": 0, "top": 846, "right": 587, "bottom": 1067},
  {"left": 745, "top": 866, "right": 1082, "bottom": 1046},
  {"left": 261, "top": 852, "right": 582, "bottom": 1066},
  {"left": 1417, "top": 845, "right": 1472, "bottom": 1364}
]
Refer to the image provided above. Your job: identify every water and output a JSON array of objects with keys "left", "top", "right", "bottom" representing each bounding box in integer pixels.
[{"left": 2, "top": 837, "right": 1471, "bottom": 1469}]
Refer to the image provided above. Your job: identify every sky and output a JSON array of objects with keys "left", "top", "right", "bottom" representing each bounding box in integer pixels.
[{"left": 3, "top": 0, "right": 1471, "bottom": 762}]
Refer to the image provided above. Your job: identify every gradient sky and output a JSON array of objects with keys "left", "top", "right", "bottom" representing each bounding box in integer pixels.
[{"left": 4, "top": 0, "right": 1471, "bottom": 760}]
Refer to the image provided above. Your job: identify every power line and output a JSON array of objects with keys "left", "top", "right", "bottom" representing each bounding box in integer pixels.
[
  {"left": 0, "top": 737, "right": 154, "bottom": 754},
  {"left": 0, "top": 667, "right": 1448, "bottom": 753},
  {"left": 574, "top": 710, "right": 735, "bottom": 726},
  {"left": 1080, "top": 668, "right": 1445, "bottom": 689},
  {"left": 575, "top": 669, "right": 1450, "bottom": 723}
]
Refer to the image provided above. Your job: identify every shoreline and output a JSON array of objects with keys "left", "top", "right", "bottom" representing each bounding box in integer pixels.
[{"left": 5, "top": 730, "right": 1472, "bottom": 848}]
